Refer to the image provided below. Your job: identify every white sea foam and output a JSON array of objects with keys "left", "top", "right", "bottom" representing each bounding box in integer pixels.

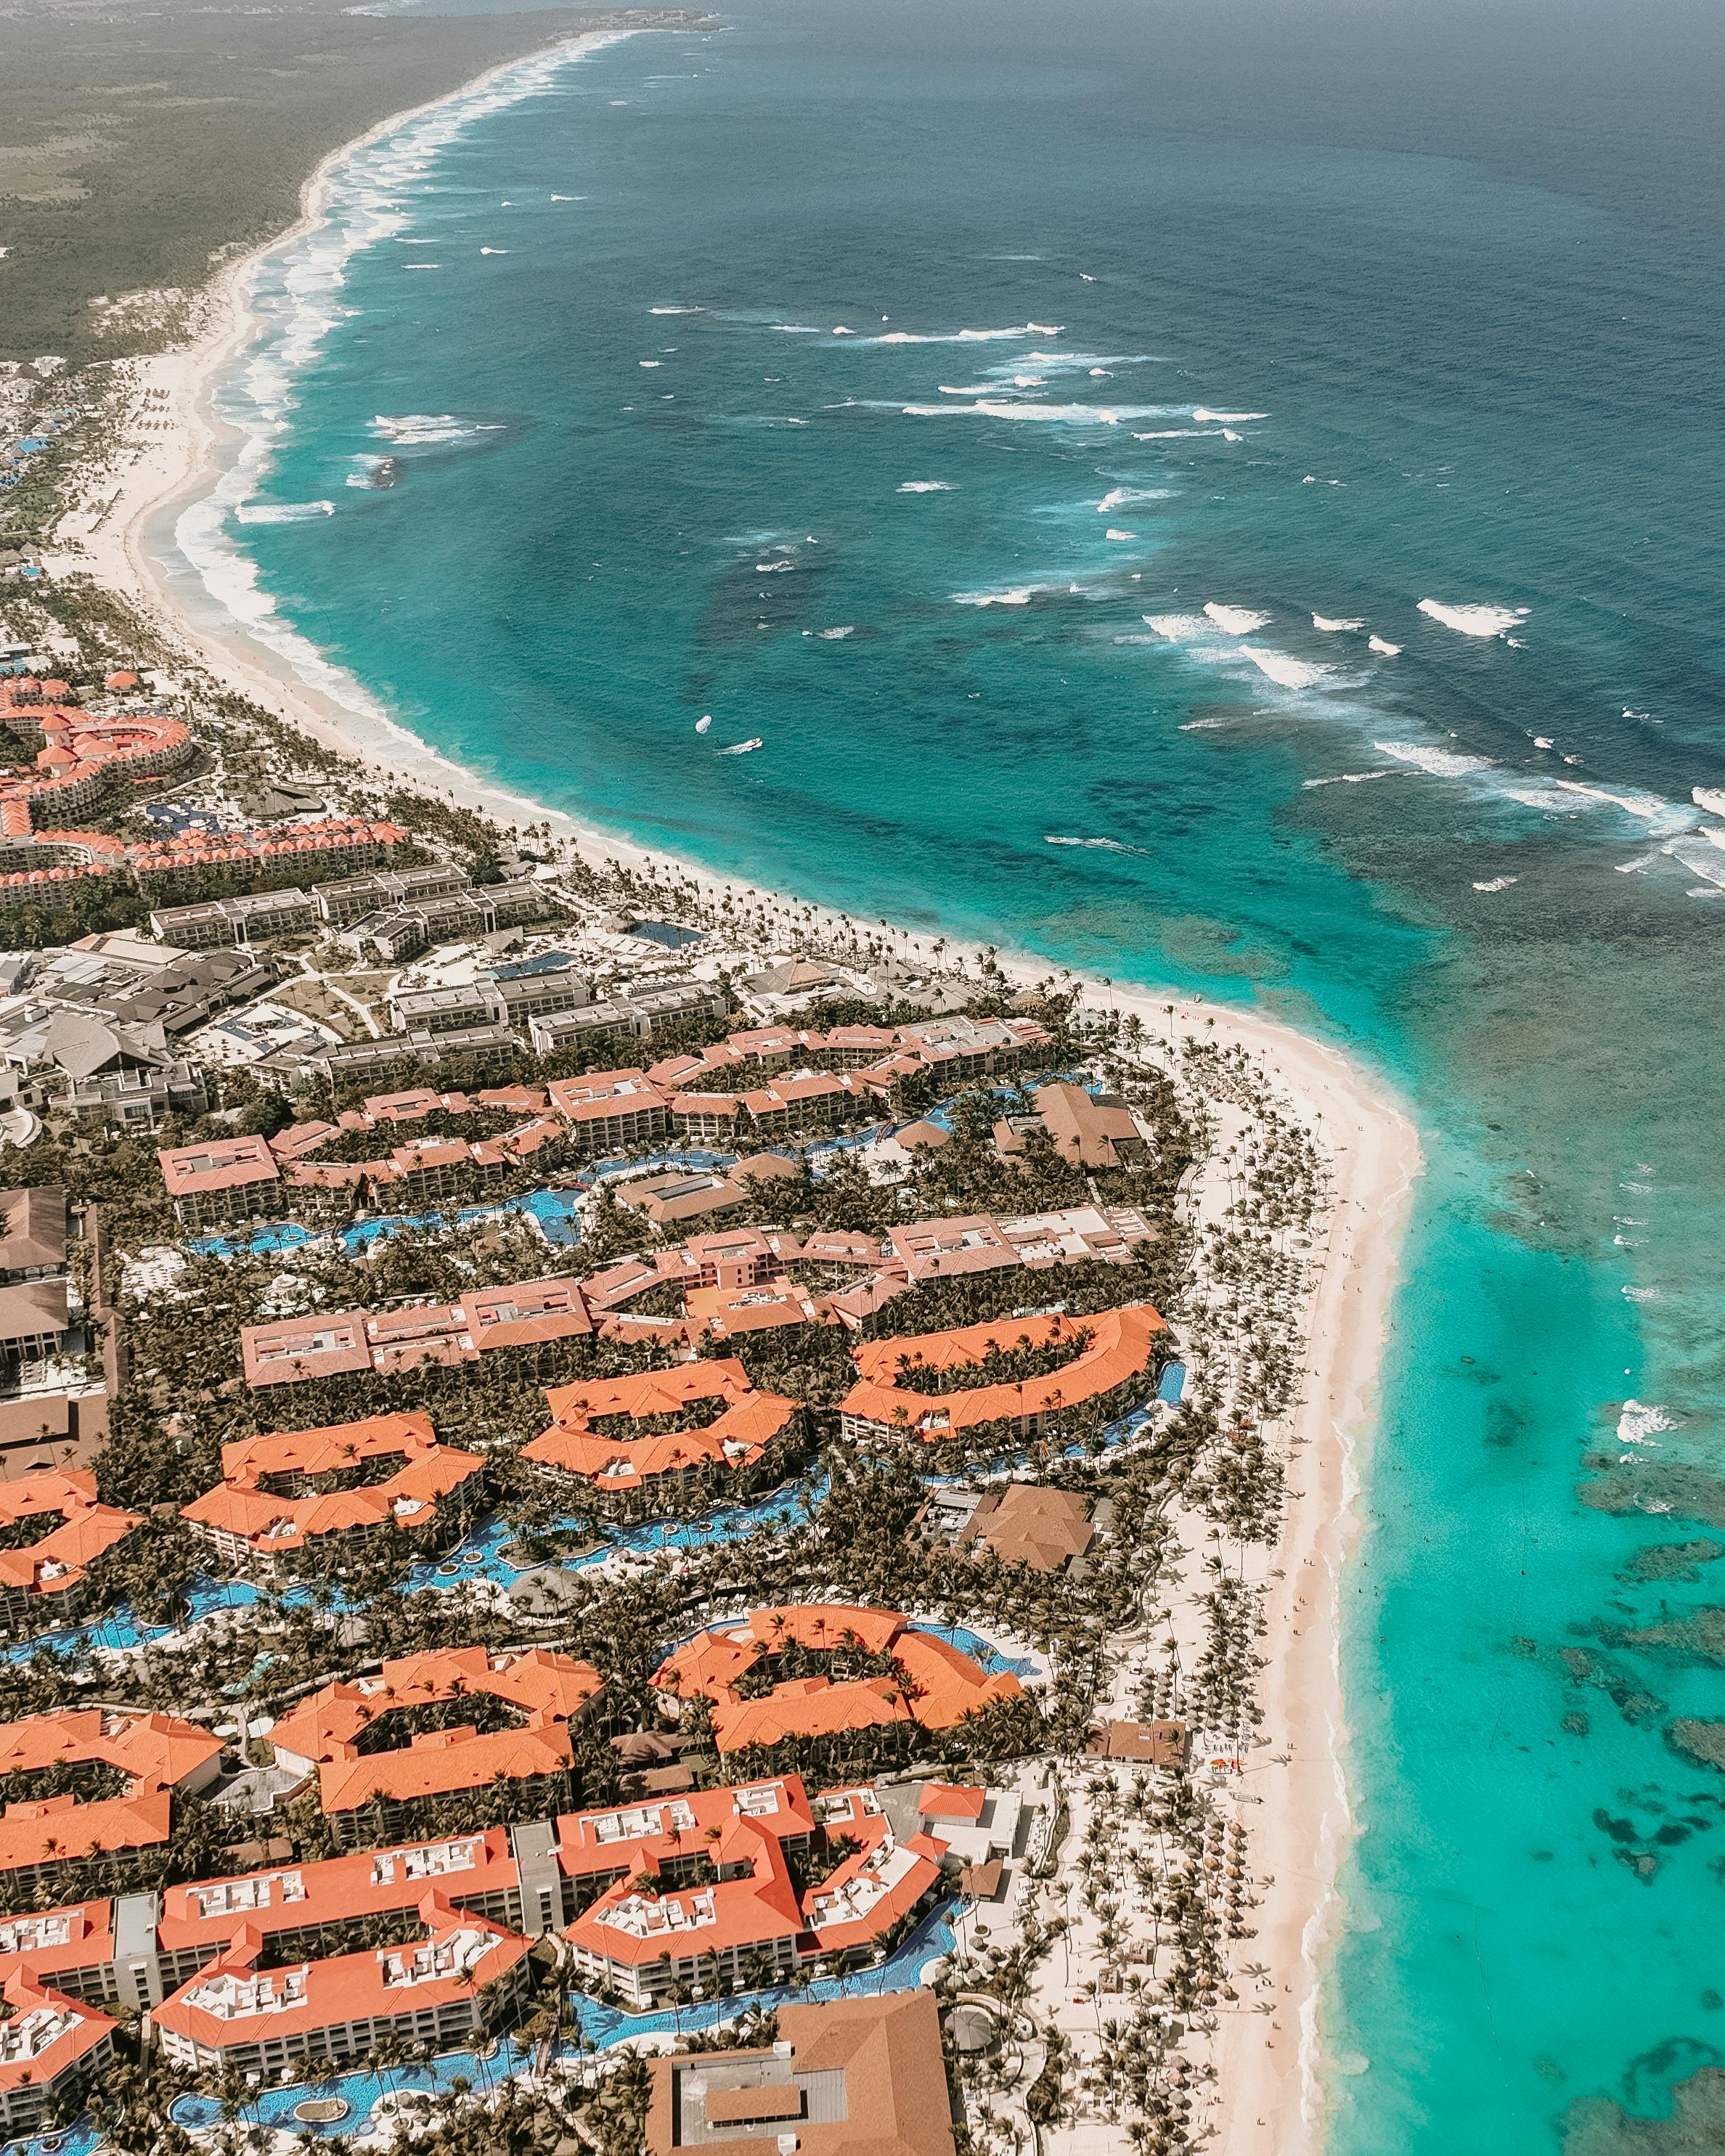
[
  {"left": 897, "top": 481, "right": 955, "bottom": 493},
  {"left": 897, "top": 400, "right": 1173, "bottom": 425},
  {"left": 639, "top": 359, "right": 662, "bottom": 368},
  {"left": 1692, "top": 786, "right": 1725, "bottom": 817},
  {"left": 1203, "top": 603, "right": 1270, "bottom": 634},
  {"left": 1663, "top": 836, "right": 1725, "bottom": 889},
  {"left": 1045, "top": 835, "right": 1148, "bottom": 854},
  {"left": 952, "top": 586, "right": 1043, "bottom": 606},
  {"left": 1191, "top": 407, "right": 1268, "bottom": 423},
  {"left": 651, "top": 306, "right": 703, "bottom": 314},
  {"left": 1302, "top": 769, "right": 1398, "bottom": 788},
  {"left": 1143, "top": 614, "right": 1210, "bottom": 642},
  {"left": 771, "top": 324, "right": 825, "bottom": 334},
  {"left": 1623, "top": 1286, "right": 1662, "bottom": 1304},
  {"left": 1131, "top": 428, "right": 1223, "bottom": 440},
  {"left": 1368, "top": 637, "right": 1402, "bottom": 656},
  {"left": 1006, "top": 351, "right": 1163, "bottom": 375},
  {"left": 1312, "top": 614, "right": 1364, "bottom": 633},
  {"left": 853, "top": 324, "right": 1063, "bottom": 346},
  {"left": 1105, "top": 529, "right": 1136, "bottom": 541},
  {"left": 1416, "top": 599, "right": 1530, "bottom": 637},
  {"left": 1472, "top": 875, "right": 1519, "bottom": 892},
  {"left": 1372, "top": 741, "right": 1496, "bottom": 778},
  {"left": 1238, "top": 645, "right": 1328, "bottom": 690},
  {"left": 937, "top": 385, "right": 996, "bottom": 396},
  {"left": 1097, "top": 486, "right": 1174, "bottom": 513},
  {"left": 1618, "top": 1401, "right": 1676, "bottom": 1446},
  {"left": 235, "top": 502, "right": 335, "bottom": 524},
  {"left": 370, "top": 413, "right": 505, "bottom": 446},
  {"left": 1552, "top": 780, "right": 1698, "bottom": 837}
]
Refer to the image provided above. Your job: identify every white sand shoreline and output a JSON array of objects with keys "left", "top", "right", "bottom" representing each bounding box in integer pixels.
[{"left": 44, "top": 31, "right": 1423, "bottom": 2151}]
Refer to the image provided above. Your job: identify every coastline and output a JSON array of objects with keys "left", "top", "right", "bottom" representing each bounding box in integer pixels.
[{"left": 42, "top": 35, "right": 1423, "bottom": 2152}]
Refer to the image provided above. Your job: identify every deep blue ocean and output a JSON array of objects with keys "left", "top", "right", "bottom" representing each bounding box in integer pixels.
[{"left": 162, "top": 2, "right": 1725, "bottom": 2147}]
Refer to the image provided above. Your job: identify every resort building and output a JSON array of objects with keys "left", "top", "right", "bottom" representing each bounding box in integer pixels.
[
  {"left": 0, "top": 1969, "right": 116, "bottom": 2137},
  {"left": 0, "top": 1188, "right": 65, "bottom": 1283},
  {"left": 545, "top": 1069, "right": 672, "bottom": 1152},
  {"left": 152, "top": 1894, "right": 532, "bottom": 2079},
  {"left": 1087, "top": 1720, "right": 1192, "bottom": 1769},
  {"left": 959, "top": 1483, "right": 1100, "bottom": 1574},
  {"left": 179, "top": 1410, "right": 486, "bottom": 1572},
  {"left": 645, "top": 1990, "right": 958, "bottom": 2156},
  {"left": 238, "top": 1273, "right": 592, "bottom": 1389},
  {"left": 128, "top": 817, "right": 406, "bottom": 898},
  {"left": 561, "top": 1778, "right": 947, "bottom": 2009},
  {"left": 0, "top": 1708, "right": 223, "bottom": 1903},
  {"left": 839, "top": 1304, "right": 1166, "bottom": 1447},
  {"left": 148, "top": 887, "right": 317, "bottom": 948},
  {"left": 0, "top": 696, "right": 193, "bottom": 827},
  {"left": 314, "top": 863, "right": 473, "bottom": 929},
  {"left": 268, "top": 1646, "right": 605, "bottom": 1847},
  {"left": 0, "top": 1469, "right": 143, "bottom": 1636},
  {"left": 522, "top": 1361, "right": 799, "bottom": 1512},
  {"left": 994, "top": 1080, "right": 1149, "bottom": 1170},
  {"left": 156, "top": 1132, "right": 282, "bottom": 1229},
  {"left": 653, "top": 1606, "right": 1021, "bottom": 1754}
]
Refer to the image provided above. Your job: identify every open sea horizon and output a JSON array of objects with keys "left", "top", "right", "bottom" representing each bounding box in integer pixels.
[{"left": 160, "top": 2, "right": 1725, "bottom": 2148}]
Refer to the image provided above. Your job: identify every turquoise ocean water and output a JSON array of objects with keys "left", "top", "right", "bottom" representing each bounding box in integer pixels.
[{"left": 159, "top": 2, "right": 1725, "bottom": 2147}]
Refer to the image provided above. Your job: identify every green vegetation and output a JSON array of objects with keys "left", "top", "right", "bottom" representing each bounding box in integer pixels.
[{"left": 0, "top": 0, "right": 701, "bottom": 362}]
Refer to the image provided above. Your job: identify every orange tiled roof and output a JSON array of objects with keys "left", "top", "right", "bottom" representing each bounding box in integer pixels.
[
  {"left": 269, "top": 1647, "right": 603, "bottom": 1816},
  {"left": 840, "top": 1304, "right": 1164, "bottom": 1440},
  {"left": 654, "top": 1606, "right": 1021, "bottom": 1751},
  {"left": 523, "top": 1360, "right": 796, "bottom": 1492},
  {"left": 0, "top": 1709, "right": 221, "bottom": 1876},
  {"left": 154, "top": 1890, "right": 528, "bottom": 2053},
  {"left": 0, "top": 1470, "right": 142, "bottom": 1602},
  {"left": 179, "top": 1411, "right": 484, "bottom": 1558}
]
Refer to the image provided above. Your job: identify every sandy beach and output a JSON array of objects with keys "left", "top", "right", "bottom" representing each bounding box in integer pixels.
[{"left": 41, "top": 32, "right": 1424, "bottom": 2149}]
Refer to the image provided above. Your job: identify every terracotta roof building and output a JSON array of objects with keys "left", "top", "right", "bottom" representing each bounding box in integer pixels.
[
  {"left": 960, "top": 1484, "right": 1097, "bottom": 1573},
  {"left": 239, "top": 1273, "right": 591, "bottom": 1388},
  {"left": 0, "top": 1189, "right": 66, "bottom": 1283},
  {"left": 839, "top": 1304, "right": 1165, "bottom": 1447},
  {"left": 645, "top": 1989, "right": 958, "bottom": 2156},
  {"left": 563, "top": 1779, "right": 946, "bottom": 2009},
  {"left": 179, "top": 1411, "right": 486, "bottom": 1571},
  {"left": 545, "top": 1069, "right": 672, "bottom": 1152},
  {"left": 523, "top": 1361, "right": 799, "bottom": 1512},
  {"left": 0, "top": 1469, "right": 143, "bottom": 1636},
  {"left": 269, "top": 1646, "right": 605, "bottom": 1845},
  {"left": 157, "top": 1133, "right": 282, "bottom": 1229},
  {"left": 1088, "top": 1720, "right": 1191, "bottom": 1769},
  {"left": 0, "top": 1708, "right": 223, "bottom": 1900},
  {"left": 654, "top": 1606, "right": 1021, "bottom": 1755},
  {"left": 995, "top": 1081, "right": 1147, "bottom": 1171},
  {"left": 0, "top": 1967, "right": 117, "bottom": 2136},
  {"left": 154, "top": 1892, "right": 531, "bottom": 2078}
]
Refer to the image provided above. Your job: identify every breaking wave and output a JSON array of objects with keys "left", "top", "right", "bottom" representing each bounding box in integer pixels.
[
  {"left": 234, "top": 502, "right": 335, "bottom": 524},
  {"left": 1416, "top": 599, "right": 1530, "bottom": 637},
  {"left": 1238, "top": 645, "right": 1329, "bottom": 690}
]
